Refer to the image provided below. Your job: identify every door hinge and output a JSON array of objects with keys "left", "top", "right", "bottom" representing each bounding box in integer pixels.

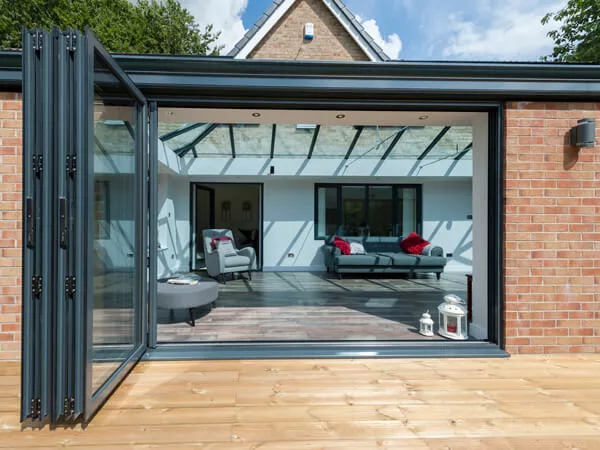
[
  {"left": 66, "top": 155, "right": 76, "bottom": 176},
  {"left": 30, "top": 398, "right": 41, "bottom": 419},
  {"left": 63, "top": 396, "right": 75, "bottom": 417},
  {"left": 32, "top": 276, "right": 42, "bottom": 297},
  {"left": 65, "top": 276, "right": 76, "bottom": 298},
  {"left": 66, "top": 32, "right": 76, "bottom": 52},
  {"left": 33, "top": 155, "right": 43, "bottom": 177},
  {"left": 32, "top": 31, "right": 43, "bottom": 51}
]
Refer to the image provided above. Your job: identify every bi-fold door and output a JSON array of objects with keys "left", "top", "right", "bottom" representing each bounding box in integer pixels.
[{"left": 21, "top": 28, "right": 151, "bottom": 424}]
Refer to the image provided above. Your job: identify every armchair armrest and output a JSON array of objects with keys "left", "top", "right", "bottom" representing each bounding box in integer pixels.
[{"left": 422, "top": 245, "right": 444, "bottom": 257}]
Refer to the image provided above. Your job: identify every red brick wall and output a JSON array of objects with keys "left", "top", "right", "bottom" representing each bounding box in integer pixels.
[
  {"left": 504, "top": 102, "right": 600, "bottom": 354},
  {"left": 0, "top": 92, "right": 22, "bottom": 361},
  {"left": 248, "top": 0, "right": 370, "bottom": 61}
]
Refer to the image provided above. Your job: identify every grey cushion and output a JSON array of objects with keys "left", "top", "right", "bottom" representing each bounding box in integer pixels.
[
  {"left": 224, "top": 254, "right": 251, "bottom": 267},
  {"left": 335, "top": 253, "right": 393, "bottom": 266},
  {"left": 377, "top": 252, "right": 446, "bottom": 267}
]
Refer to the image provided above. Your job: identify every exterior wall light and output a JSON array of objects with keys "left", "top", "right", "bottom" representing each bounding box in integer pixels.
[{"left": 570, "top": 118, "right": 596, "bottom": 147}]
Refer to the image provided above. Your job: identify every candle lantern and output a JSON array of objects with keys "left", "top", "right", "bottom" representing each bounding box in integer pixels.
[
  {"left": 419, "top": 311, "right": 434, "bottom": 337},
  {"left": 437, "top": 294, "right": 468, "bottom": 340}
]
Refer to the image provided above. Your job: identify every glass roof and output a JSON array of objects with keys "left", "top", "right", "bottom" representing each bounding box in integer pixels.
[{"left": 159, "top": 122, "right": 473, "bottom": 160}]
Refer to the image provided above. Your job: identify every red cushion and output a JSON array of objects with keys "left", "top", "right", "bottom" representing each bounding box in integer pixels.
[
  {"left": 400, "top": 232, "right": 430, "bottom": 255},
  {"left": 211, "top": 236, "right": 231, "bottom": 250},
  {"left": 332, "top": 236, "right": 351, "bottom": 255}
]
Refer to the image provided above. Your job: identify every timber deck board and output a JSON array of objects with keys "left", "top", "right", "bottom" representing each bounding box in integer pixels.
[{"left": 1, "top": 355, "right": 600, "bottom": 447}]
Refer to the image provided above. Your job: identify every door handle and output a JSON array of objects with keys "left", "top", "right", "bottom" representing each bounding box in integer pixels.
[
  {"left": 59, "top": 197, "right": 68, "bottom": 249},
  {"left": 26, "top": 197, "right": 34, "bottom": 248}
]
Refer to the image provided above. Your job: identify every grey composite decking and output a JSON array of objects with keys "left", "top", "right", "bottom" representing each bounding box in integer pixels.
[{"left": 156, "top": 271, "right": 468, "bottom": 343}]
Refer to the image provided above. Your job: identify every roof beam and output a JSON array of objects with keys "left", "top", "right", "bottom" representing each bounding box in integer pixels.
[
  {"left": 307, "top": 125, "right": 320, "bottom": 159},
  {"left": 160, "top": 122, "right": 204, "bottom": 142},
  {"left": 124, "top": 121, "right": 135, "bottom": 139},
  {"left": 417, "top": 126, "right": 451, "bottom": 160},
  {"left": 270, "top": 124, "right": 276, "bottom": 159},
  {"left": 229, "top": 125, "right": 236, "bottom": 158},
  {"left": 454, "top": 142, "right": 473, "bottom": 160},
  {"left": 174, "top": 123, "right": 218, "bottom": 157},
  {"left": 344, "top": 126, "right": 363, "bottom": 160},
  {"left": 380, "top": 127, "right": 408, "bottom": 160}
]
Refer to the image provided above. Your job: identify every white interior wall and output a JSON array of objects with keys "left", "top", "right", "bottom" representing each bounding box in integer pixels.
[
  {"left": 470, "top": 115, "right": 489, "bottom": 340},
  {"left": 422, "top": 181, "right": 473, "bottom": 273}
]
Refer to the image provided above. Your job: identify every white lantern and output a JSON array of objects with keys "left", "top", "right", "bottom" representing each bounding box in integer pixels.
[
  {"left": 438, "top": 294, "right": 468, "bottom": 340},
  {"left": 419, "top": 311, "right": 434, "bottom": 337}
]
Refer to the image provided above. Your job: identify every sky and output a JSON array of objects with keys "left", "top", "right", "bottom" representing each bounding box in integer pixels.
[{"left": 179, "top": 0, "right": 567, "bottom": 60}]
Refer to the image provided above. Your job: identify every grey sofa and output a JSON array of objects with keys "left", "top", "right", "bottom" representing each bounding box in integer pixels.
[{"left": 322, "top": 236, "right": 447, "bottom": 279}]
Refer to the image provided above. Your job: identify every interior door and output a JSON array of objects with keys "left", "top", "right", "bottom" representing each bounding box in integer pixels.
[
  {"left": 191, "top": 185, "right": 215, "bottom": 271},
  {"left": 79, "top": 29, "right": 149, "bottom": 421}
]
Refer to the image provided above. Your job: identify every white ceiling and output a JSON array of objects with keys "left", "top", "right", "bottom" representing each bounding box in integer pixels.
[{"left": 159, "top": 108, "right": 486, "bottom": 127}]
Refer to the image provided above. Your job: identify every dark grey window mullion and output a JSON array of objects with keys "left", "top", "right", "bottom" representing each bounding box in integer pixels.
[
  {"left": 20, "top": 29, "right": 37, "bottom": 422},
  {"left": 72, "top": 28, "right": 87, "bottom": 420},
  {"left": 148, "top": 102, "right": 158, "bottom": 348},
  {"left": 392, "top": 187, "right": 399, "bottom": 237},
  {"left": 137, "top": 103, "right": 148, "bottom": 347},
  {"left": 37, "top": 27, "right": 54, "bottom": 422},
  {"left": 52, "top": 28, "right": 69, "bottom": 422}
]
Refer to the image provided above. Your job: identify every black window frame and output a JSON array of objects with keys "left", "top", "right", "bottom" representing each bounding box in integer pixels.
[{"left": 314, "top": 183, "right": 422, "bottom": 240}]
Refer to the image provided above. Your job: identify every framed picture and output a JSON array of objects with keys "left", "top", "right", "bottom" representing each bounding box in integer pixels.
[{"left": 94, "top": 180, "right": 110, "bottom": 239}]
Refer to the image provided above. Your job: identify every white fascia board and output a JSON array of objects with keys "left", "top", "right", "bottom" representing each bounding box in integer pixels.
[
  {"left": 321, "top": 0, "right": 379, "bottom": 62},
  {"left": 234, "top": 0, "right": 297, "bottom": 60}
]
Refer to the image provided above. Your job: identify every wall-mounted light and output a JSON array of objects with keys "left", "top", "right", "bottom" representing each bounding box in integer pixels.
[{"left": 570, "top": 118, "right": 596, "bottom": 147}]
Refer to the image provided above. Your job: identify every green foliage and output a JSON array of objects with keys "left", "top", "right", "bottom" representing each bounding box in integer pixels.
[
  {"left": 0, "top": 0, "right": 222, "bottom": 55},
  {"left": 542, "top": 0, "right": 600, "bottom": 62}
]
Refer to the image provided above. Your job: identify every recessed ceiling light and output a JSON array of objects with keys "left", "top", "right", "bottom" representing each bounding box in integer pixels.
[
  {"left": 418, "top": 115, "right": 429, "bottom": 120},
  {"left": 252, "top": 112, "right": 261, "bottom": 117},
  {"left": 336, "top": 114, "right": 346, "bottom": 119}
]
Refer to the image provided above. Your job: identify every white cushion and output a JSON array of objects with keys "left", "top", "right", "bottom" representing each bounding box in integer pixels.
[
  {"left": 350, "top": 242, "right": 366, "bottom": 255},
  {"left": 216, "top": 240, "right": 237, "bottom": 256}
]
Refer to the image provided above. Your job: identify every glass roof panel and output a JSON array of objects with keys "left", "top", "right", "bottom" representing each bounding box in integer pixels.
[
  {"left": 274, "top": 124, "right": 315, "bottom": 157},
  {"left": 390, "top": 126, "right": 445, "bottom": 159},
  {"left": 233, "top": 124, "right": 272, "bottom": 157},
  {"left": 94, "top": 121, "right": 134, "bottom": 154},
  {"left": 187, "top": 124, "right": 231, "bottom": 157},
  {"left": 311, "top": 125, "right": 358, "bottom": 158},
  {"left": 162, "top": 123, "right": 211, "bottom": 152},
  {"left": 427, "top": 126, "right": 473, "bottom": 159},
  {"left": 351, "top": 126, "right": 406, "bottom": 159}
]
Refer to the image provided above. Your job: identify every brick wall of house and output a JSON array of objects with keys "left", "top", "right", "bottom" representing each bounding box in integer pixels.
[
  {"left": 504, "top": 101, "right": 600, "bottom": 354},
  {"left": 0, "top": 92, "right": 22, "bottom": 361},
  {"left": 248, "top": 0, "right": 370, "bottom": 61}
]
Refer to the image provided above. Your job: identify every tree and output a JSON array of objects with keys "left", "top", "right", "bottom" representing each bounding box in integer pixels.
[
  {"left": 542, "top": 0, "right": 600, "bottom": 62},
  {"left": 0, "top": 0, "right": 222, "bottom": 55}
]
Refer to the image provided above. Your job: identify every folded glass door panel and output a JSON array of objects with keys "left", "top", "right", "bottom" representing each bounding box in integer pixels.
[{"left": 20, "top": 28, "right": 53, "bottom": 423}]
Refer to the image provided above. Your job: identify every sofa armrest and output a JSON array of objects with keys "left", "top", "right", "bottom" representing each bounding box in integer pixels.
[
  {"left": 322, "top": 244, "right": 341, "bottom": 270},
  {"left": 422, "top": 245, "right": 444, "bottom": 257}
]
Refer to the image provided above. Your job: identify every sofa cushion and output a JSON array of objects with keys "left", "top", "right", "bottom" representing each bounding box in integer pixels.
[
  {"left": 400, "top": 232, "right": 430, "bottom": 255},
  {"left": 378, "top": 252, "right": 447, "bottom": 267},
  {"left": 334, "top": 253, "right": 392, "bottom": 267},
  {"left": 350, "top": 242, "right": 366, "bottom": 254},
  {"left": 332, "top": 236, "right": 351, "bottom": 255},
  {"left": 224, "top": 254, "right": 251, "bottom": 268}
]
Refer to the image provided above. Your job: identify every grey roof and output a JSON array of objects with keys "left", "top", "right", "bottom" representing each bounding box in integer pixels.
[{"left": 227, "top": 0, "right": 390, "bottom": 61}]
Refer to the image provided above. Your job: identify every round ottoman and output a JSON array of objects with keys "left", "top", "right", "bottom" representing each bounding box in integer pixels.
[{"left": 157, "top": 278, "right": 219, "bottom": 326}]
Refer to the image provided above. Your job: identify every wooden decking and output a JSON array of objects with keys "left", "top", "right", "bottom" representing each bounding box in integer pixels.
[{"left": 2, "top": 355, "right": 600, "bottom": 447}]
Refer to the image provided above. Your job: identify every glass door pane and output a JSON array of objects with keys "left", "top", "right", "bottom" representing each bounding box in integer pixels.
[{"left": 81, "top": 29, "right": 148, "bottom": 421}]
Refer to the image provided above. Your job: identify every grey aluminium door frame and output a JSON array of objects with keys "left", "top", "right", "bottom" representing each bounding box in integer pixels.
[{"left": 21, "top": 28, "right": 54, "bottom": 423}]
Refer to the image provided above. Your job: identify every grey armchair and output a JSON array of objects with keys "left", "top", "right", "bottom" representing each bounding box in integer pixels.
[{"left": 202, "top": 229, "right": 257, "bottom": 282}]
